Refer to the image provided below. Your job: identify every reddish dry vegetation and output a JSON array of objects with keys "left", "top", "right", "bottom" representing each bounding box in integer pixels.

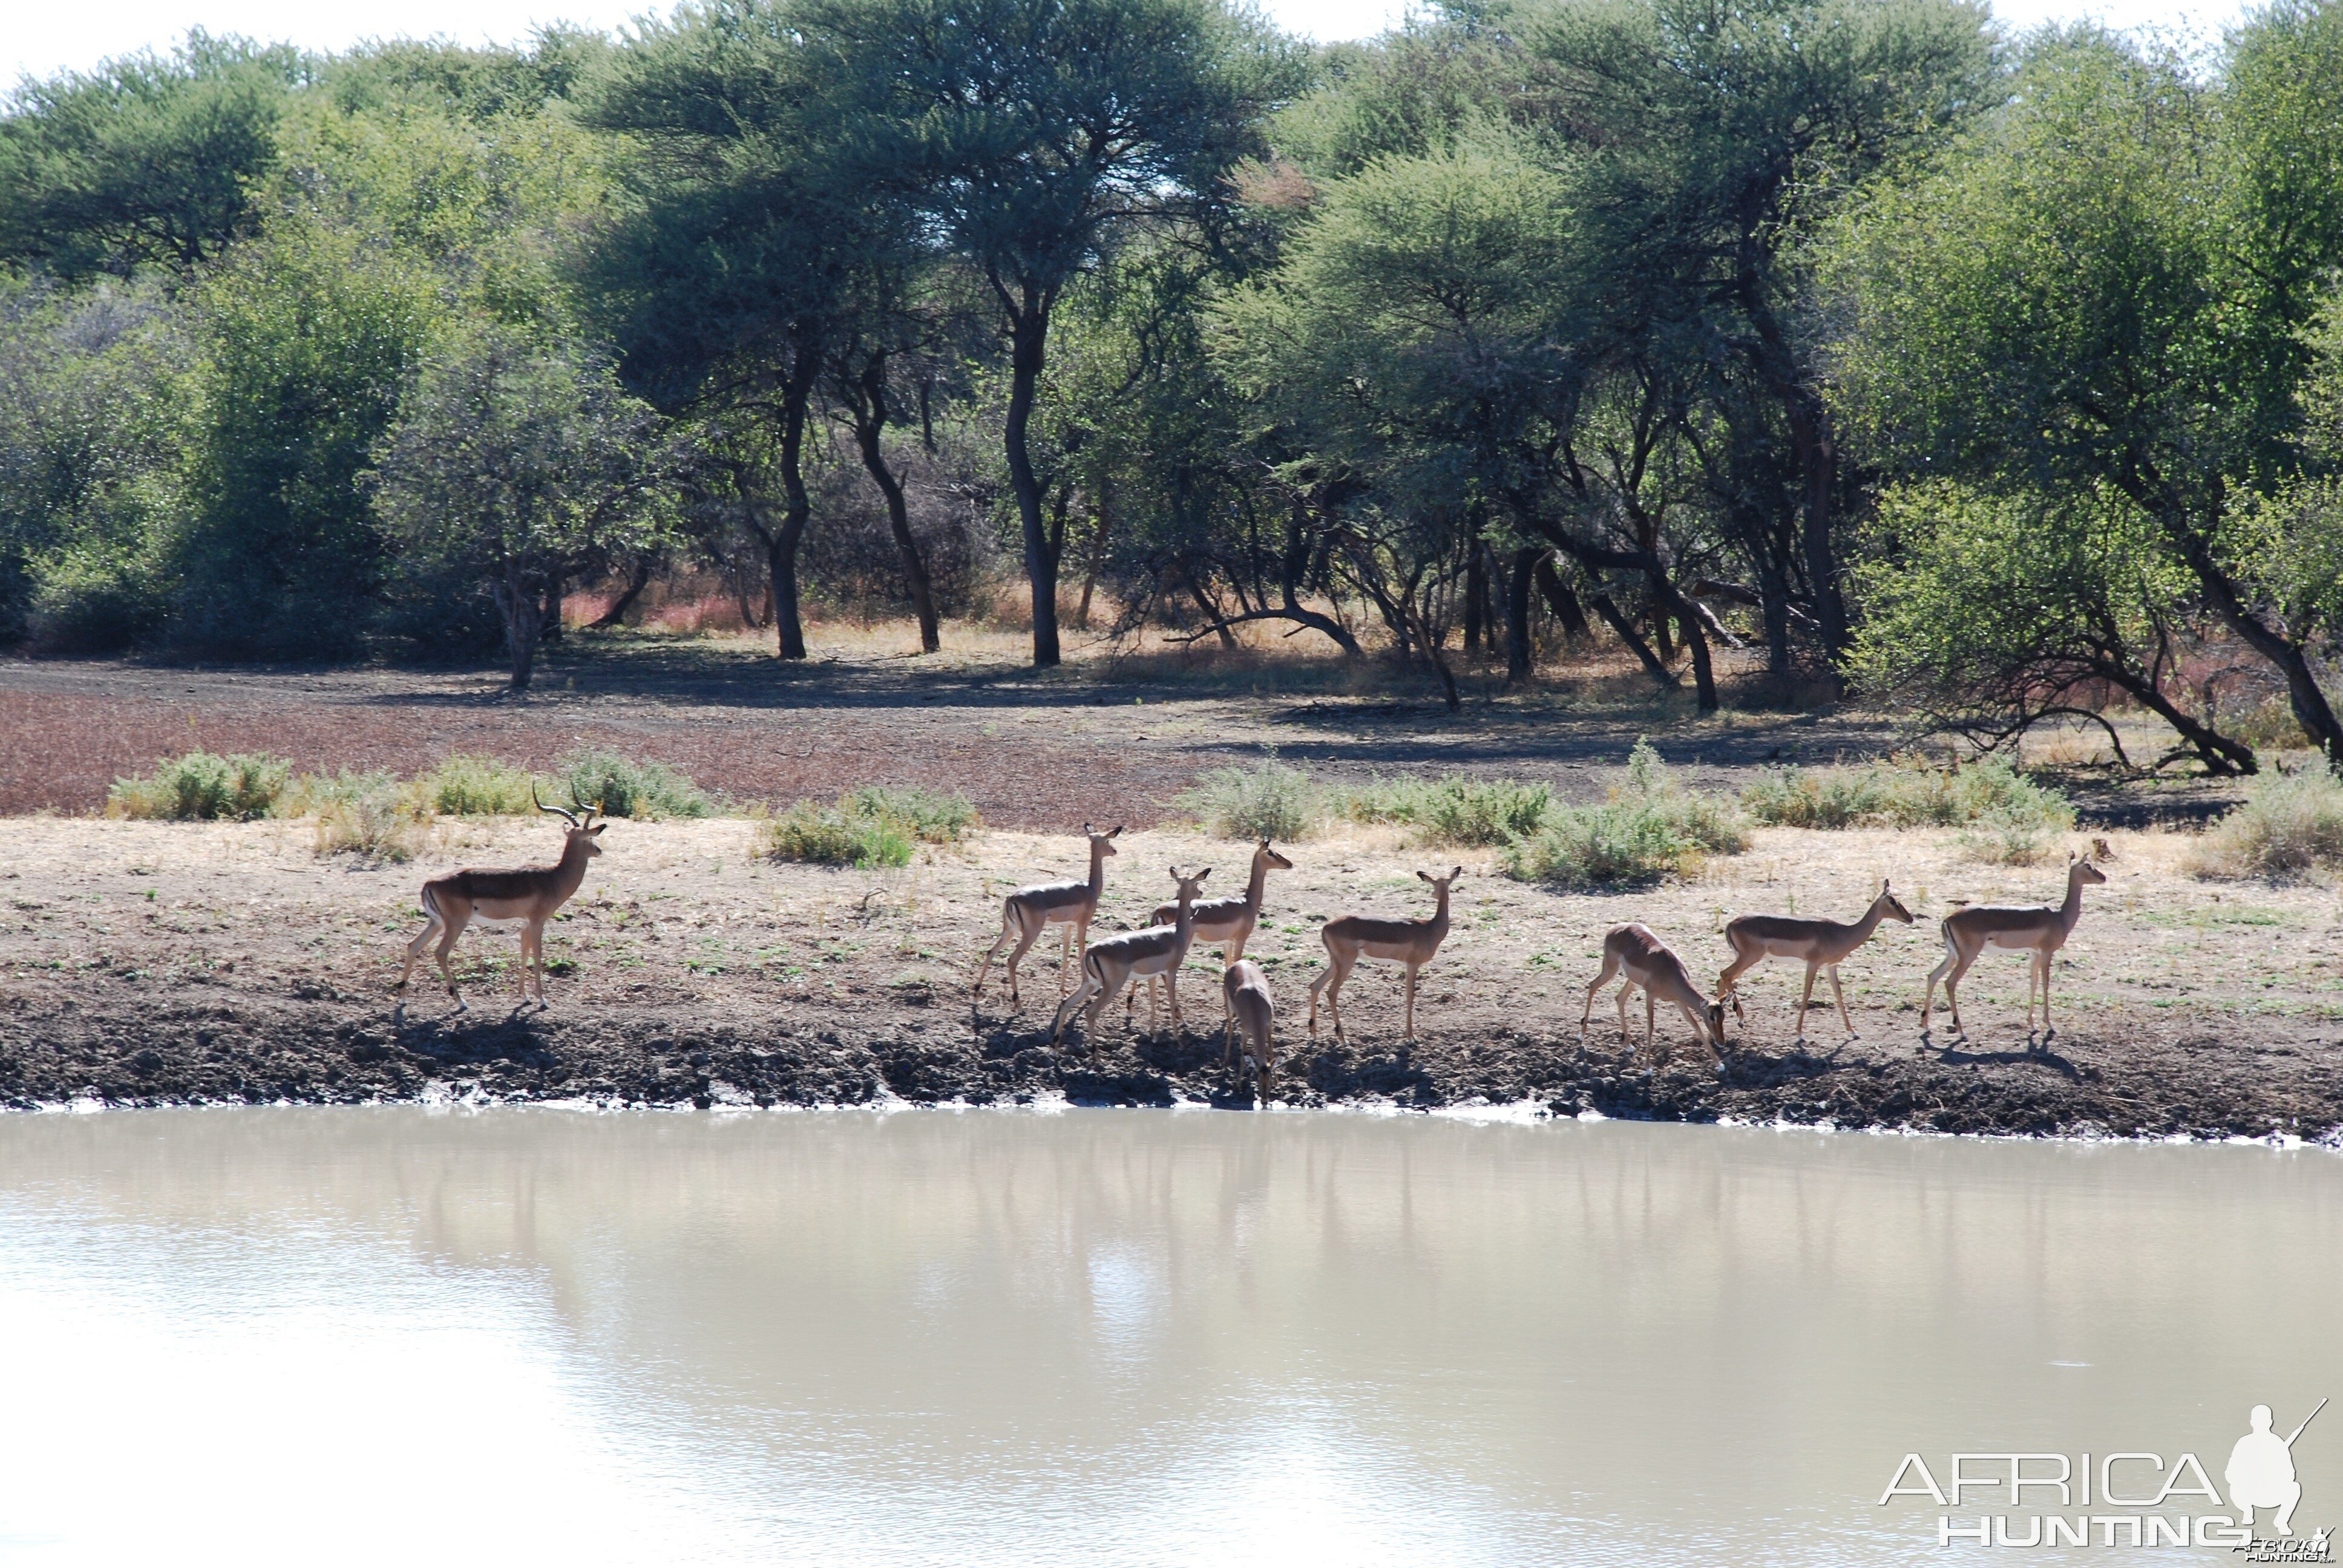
[{"left": 0, "top": 683, "right": 1191, "bottom": 829}]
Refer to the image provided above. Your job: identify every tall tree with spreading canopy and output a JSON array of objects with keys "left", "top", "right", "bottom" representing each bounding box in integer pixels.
[
  {"left": 1826, "top": 15, "right": 2343, "bottom": 763},
  {"left": 805, "top": 0, "right": 1302, "bottom": 666}
]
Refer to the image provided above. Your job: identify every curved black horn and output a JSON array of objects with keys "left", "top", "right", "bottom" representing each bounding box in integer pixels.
[{"left": 534, "top": 783, "right": 581, "bottom": 827}]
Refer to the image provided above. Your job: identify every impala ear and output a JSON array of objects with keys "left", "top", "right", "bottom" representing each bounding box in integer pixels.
[
  {"left": 1452, "top": 865, "right": 1463, "bottom": 880},
  {"left": 1110, "top": 825, "right": 1123, "bottom": 837},
  {"left": 1417, "top": 870, "right": 1431, "bottom": 883}
]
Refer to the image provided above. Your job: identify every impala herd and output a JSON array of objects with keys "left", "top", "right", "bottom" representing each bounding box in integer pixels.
[{"left": 394, "top": 794, "right": 2113, "bottom": 1098}]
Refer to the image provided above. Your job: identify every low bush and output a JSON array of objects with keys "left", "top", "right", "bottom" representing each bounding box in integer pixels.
[
  {"left": 1179, "top": 756, "right": 1322, "bottom": 841},
  {"left": 1741, "top": 754, "right": 2074, "bottom": 833},
  {"left": 559, "top": 748, "right": 710, "bottom": 820},
  {"left": 842, "top": 785, "right": 979, "bottom": 844},
  {"left": 1500, "top": 741, "right": 1750, "bottom": 889},
  {"left": 1333, "top": 776, "right": 1553, "bottom": 846},
  {"left": 106, "top": 752, "right": 290, "bottom": 821},
  {"left": 422, "top": 754, "right": 540, "bottom": 815},
  {"left": 2187, "top": 765, "right": 2343, "bottom": 880},
  {"left": 759, "top": 787, "right": 974, "bottom": 869},
  {"left": 312, "top": 788, "right": 434, "bottom": 862}
]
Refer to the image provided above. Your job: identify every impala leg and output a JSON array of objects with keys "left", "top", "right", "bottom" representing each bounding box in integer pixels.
[
  {"left": 972, "top": 913, "right": 1017, "bottom": 1004},
  {"left": 1581, "top": 953, "right": 1621, "bottom": 1033},
  {"left": 1827, "top": 965, "right": 1852, "bottom": 1037},
  {"left": 1402, "top": 964, "right": 1418, "bottom": 1041},
  {"left": 399, "top": 910, "right": 445, "bottom": 993},
  {"left": 1795, "top": 962, "right": 1819, "bottom": 1044},
  {"left": 1645, "top": 986, "right": 1657, "bottom": 1057},
  {"left": 1617, "top": 980, "right": 1634, "bottom": 1048},
  {"left": 1309, "top": 953, "right": 1346, "bottom": 1039},
  {"left": 2042, "top": 952, "right": 2059, "bottom": 1042},
  {"left": 1941, "top": 950, "right": 1977, "bottom": 1039},
  {"left": 1003, "top": 915, "right": 1044, "bottom": 1009},
  {"left": 1167, "top": 972, "right": 1182, "bottom": 1033},
  {"left": 434, "top": 904, "right": 473, "bottom": 1010},
  {"left": 1050, "top": 969, "right": 1101, "bottom": 1044},
  {"left": 1715, "top": 946, "right": 1758, "bottom": 1024},
  {"left": 1922, "top": 935, "right": 1959, "bottom": 1037}
]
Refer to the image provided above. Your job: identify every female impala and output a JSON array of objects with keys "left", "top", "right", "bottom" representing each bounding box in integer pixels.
[
  {"left": 1582, "top": 923, "right": 1729, "bottom": 1071},
  {"left": 1308, "top": 867, "right": 1461, "bottom": 1042},
  {"left": 1223, "top": 959, "right": 1276, "bottom": 1099},
  {"left": 397, "top": 788, "right": 605, "bottom": 1010},
  {"left": 972, "top": 824, "right": 1121, "bottom": 1008},
  {"left": 1717, "top": 880, "right": 1914, "bottom": 1042},
  {"left": 1049, "top": 866, "right": 1211, "bottom": 1045},
  {"left": 1924, "top": 852, "right": 2106, "bottom": 1042},
  {"left": 1145, "top": 837, "right": 1293, "bottom": 1014}
]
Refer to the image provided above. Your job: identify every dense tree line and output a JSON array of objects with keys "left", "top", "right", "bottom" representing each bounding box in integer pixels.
[{"left": 3, "top": 0, "right": 2342, "bottom": 770}]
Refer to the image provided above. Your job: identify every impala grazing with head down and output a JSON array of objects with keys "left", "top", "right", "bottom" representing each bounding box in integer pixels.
[
  {"left": 973, "top": 825, "right": 1121, "bottom": 1009},
  {"left": 1924, "top": 852, "right": 2106, "bottom": 1043},
  {"left": 397, "top": 787, "right": 605, "bottom": 1011},
  {"left": 1583, "top": 923, "right": 1729, "bottom": 1071},
  {"left": 1716, "top": 880, "right": 1914, "bottom": 1043},
  {"left": 1222, "top": 958, "right": 1276, "bottom": 1100}
]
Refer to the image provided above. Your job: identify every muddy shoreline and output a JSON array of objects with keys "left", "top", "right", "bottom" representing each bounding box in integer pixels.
[{"left": 8, "top": 984, "right": 2341, "bottom": 1142}]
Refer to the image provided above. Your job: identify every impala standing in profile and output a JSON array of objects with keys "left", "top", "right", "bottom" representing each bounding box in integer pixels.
[
  {"left": 397, "top": 787, "right": 605, "bottom": 1011},
  {"left": 1050, "top": 866, "right": 1211, "bottom": 1045},
  {"left": 972, "top": 824, "right": 1121, "bottom": 1009},
  {"left": 1716, "top": 880, "right": 1914, "bottom": 1043},
  {"left": 1308, "top": 867, "right": 1461, "bottom": 1042},
  {"left": 1924, "top": 851, "right": 2106, "bottom": 1043}
]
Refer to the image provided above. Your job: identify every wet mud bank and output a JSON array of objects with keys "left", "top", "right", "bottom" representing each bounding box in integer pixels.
[{"left": 7, "top": 985, "right": 2341, "bottom": 1142}]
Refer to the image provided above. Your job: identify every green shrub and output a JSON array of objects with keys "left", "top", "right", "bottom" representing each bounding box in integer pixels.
[
  {"left": 2226, "top": 696, "right": 2310, "bottom": 754},
  {"left": 312, "top": 786, "right": 433, "bottom": 862},
  {"left": 1331, "top": 776, "right": 1553, "bottom": 846},
  {"left": 106, "top": 751, "right": 290, "bottom": 821},
  {"left": 1499, "top": 740, "right": 1749, "bottom": 888},
  {"left": 842, "top": 785, "right": 979, "bottom": 844},
  {"left": 559, "top": 748, "right": 710, "bottom": 820},
  {"left": 1741, "top": 754, "right": 2074, "bottom": 832},
  {"left": 758, "top": 788, "right": 968, "bottom": 869},
  {"left": 2188, "top": 765, "right": 2343, "bottom": 880},
  {"left": 422, "top": 754, "right": 540, "bottom": 815},
  {"left": 1179, "top": 756, "right": 1322, "bottom": 840}
]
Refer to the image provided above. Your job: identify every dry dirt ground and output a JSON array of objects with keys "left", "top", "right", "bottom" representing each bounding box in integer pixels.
[{"left": 4, "top": 814, "right": 2338, "bottom": 1138}]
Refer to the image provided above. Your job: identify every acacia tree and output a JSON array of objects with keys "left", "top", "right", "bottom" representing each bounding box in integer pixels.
[
  {"left": 370, "top": 330, "right": 668, "bottom": 690},
  {"left": 1827, "top": 20, "right": 2343, "bottom": 763},
  {"left": 0, "top": 34, "right": 300, "bottom": 281},
  {"left": 1854, "top": 481, "right": 2258, "bottom": 773},
  {"left": 807, "top": 0, "right": 1300, "bottom": 667},
  {"left": 1527, "top": 0, "right": 1996, "bottom": 670},
  {"left": 580, "top": 0, "right": 876, "bottom": 659}
]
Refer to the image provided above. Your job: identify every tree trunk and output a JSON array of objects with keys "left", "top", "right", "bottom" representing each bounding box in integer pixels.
[
  {"left": 1183, "top": 567, "right": 1239, "bottom": 650},
  {"left": 768, "top": 352, "right": 819, "bottom": 661},
  {"left": 1076, "top": 479, "right": 1111, "bottom": 630},
  {"left": 1755, "top": 555, "right": 1792, "bottom": 676},
  {"left": 1003, "top": 302, "right": 1061, "bottom": 667},
  {"left": 539, "top": 571, "right": 565, "bottom": 645},
  {"left": 494, "top": 565, "right": 540, "bottom": 691},
  {"left": 1506, "top": 546, "right": 1538, "bottom": 685},
  {"left": 1463, "top": 544, "right": 1487, "bottom": 653},
  {"left": 1532, "top": 554, "right": 1590, "bottom": 639},
  {"left": 590, "top": 559, "right": 654, "bottom": 630},
  {"left": 1588, "top": 591, "right": 1677, "bottom": 689},
  {"left": 848, "top": 356, "right": 941, "bottom": 655}
]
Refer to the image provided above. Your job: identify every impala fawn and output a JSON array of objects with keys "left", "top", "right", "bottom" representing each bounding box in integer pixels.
[
  {"left": 397, "top": 788, "right": 605, "bottom": 1010},
  {"left": 1924, "top": 852, "right": 2106, "bottom": 1042},
  {"left": 1049, "top": 866, "right": 1211, "bottom": 1045},
  {"left": 1308, "top": 867, "right": 1461, "bottom": 1042},
  {"left": 973, "top": 825, "right": 1121, "bottom": 1007},
  {"left": 1717, "top": 880, "right": 1913, "bottom": 1042},
  {"left": 1583, "top": 923, "right": 1729, "bottom": 1071}
]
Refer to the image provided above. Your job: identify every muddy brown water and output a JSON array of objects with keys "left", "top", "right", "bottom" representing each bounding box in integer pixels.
[{"left": 1, "top": 1107, "right": 2338, "bottom": 1566}]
